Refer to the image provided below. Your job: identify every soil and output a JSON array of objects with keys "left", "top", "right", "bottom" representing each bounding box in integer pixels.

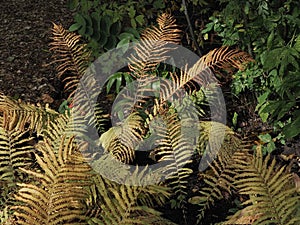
[{"left": 0, "top": 0, "right": 73, "bottom": 108}]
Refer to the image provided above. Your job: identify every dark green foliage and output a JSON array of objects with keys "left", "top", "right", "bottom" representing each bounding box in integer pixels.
[{"left": 202, "top": 0, "right": 300, "bottom": 140}]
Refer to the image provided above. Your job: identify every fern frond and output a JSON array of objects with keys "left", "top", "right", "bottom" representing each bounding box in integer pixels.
[
  {"left": 99, "top": 112, "right": 145, "bottom": 164},
  {"left": 89, "top": 166, "right": 171, "bottom": 225},
  {"left": 189, "top": 46, "right": 253, "bottom": 85},
  {"left": 0, "top": 127, "right": 34, "bottom": 183},
  {"left": 195, "top": 121, "right": 245, "bottom": 221},
  {"left": 0, "top": 94, "right": 59, "bottom": 134},
  {"left": 160, "top": 47, "right": 253, "bottom": 105},
  {"left": 12, "top": 136, "right": 92, "bottom": 225},
  {"left": 151, "top": 111, "right": 194, "bottom": 210},
  {"left": 233, "top": 146, "right": 300, "bottom": 225},
  {"left": 128, "top": 13, "right": 181, "bottom": 79},
  {"left": 125, "top": 13, "right": 181, "bottom": 111},
  {"left": 50, "top": 23, "right": 91, "bottom": 98}
]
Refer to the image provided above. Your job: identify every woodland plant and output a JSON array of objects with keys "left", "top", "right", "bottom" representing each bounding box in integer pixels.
[
  {"left": 0, "top": 13, "right": 299, "bottom": 225},
  {"left": 201, "top": 0, "right": 300, "bottom": 141}
]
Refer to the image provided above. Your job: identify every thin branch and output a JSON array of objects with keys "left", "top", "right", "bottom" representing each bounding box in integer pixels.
[{"left": 182, "top": 0, "right": 202, "bottom": 57}]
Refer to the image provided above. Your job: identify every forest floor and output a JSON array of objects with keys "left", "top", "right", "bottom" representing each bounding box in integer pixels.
[{"left": 0, "top": 0, "right": 73, "bottom": 109}]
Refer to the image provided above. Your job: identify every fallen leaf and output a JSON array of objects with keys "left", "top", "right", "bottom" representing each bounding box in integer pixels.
[{"left": 41, "top": 93, "right": 54, "bottom": 104}]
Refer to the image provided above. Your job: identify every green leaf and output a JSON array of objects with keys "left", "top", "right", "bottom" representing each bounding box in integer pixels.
[
  {"left": 67, "top": 0, "right": 79, "bottom": 10},
  {"left": 98, "top": 31, "right": 108, "bottom": 47},
  {"left": 232, "top": 112, "right": 238, "bottom": 127},
  {"left": 256, "top": 91, "right": 270, "bottom": 110},
  {"left": 131, "top": 18, "right": 137, "bottom": 29},
  {"left": 115, "top": 75, "right": 122, "bottom": 93},
  {"left": 258, "top": 133, "right": 272, "bottom": 143},
  {"left": 294, "top": 35, "right": 300, "bottom": 52},
  {"left": 118, "top": 32, "right": 135, "bottom": 41},
  {"left": 153, "top": 0, "right": 165, "bottom": 9},
  {"left": 69, "top": 23, "right": 81, "bottom": 32},
  {"left": 110, "top": 21, "right": 121, "bottom": 35},
  {"left": 277, "top": 101, "right": 295, "bottom": 120},
  {"left": 283, "top": 115, "right": 300, "bottom": 138},
  {"left": 135, "top": 15, "right": 145, "bottom": 26},
  {"left": 267, "top": 31, "right": 274, "bottom": 49},
  {"left": 104, "top": 35, "right": 117, "bottom": 50},
  {"left": 128, "top": 6, "right": 135, "bottom": 18},
  {"left": 100, "top": 16, "right": 111, "bottom": 34}
]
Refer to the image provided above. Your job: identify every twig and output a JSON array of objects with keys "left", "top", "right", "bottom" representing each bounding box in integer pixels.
[{"left": 182, "top": 0, "right": 202, "bottom": 57}]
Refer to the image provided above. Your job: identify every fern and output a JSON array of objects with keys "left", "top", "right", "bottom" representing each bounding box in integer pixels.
[
  {"left": 230, "top": 146, "right": 300, "bottom": 225},
  {"left": 50, "top": 23, "right": 91, "bottom": 99},
  {"left": 99, "top": 112, "right": 145, "bottom": 164},
  {"left": 192, "top": 122, "right": 244, "bottom": 221},
  {"left": 0, "top": 93, "right": 59, "bottom": 134},
  {"left": 12, "top": 136, "right": 92, "bottom": 225},
  {"left": 150, "top": 110, "right": 194, "bottom": 211},
  {"left": 88, "top": 168, "right": 171, "bottom": 225}
]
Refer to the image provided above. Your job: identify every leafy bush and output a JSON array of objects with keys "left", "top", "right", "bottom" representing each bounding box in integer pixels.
[{"left": 202, "top": 0, "right": 300, "bottom": 140}]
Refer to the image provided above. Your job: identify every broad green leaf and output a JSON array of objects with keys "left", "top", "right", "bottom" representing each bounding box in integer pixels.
[
  {"left": 69, "top": 23, "right": 81, "bottom": 32},
  {"left": 283, "top": 116, "right": 300, "bottom": 138}
]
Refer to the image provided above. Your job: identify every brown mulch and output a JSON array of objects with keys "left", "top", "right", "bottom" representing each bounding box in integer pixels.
[{"left": 0, "top": 0, "right": 73, "bottom": 108}]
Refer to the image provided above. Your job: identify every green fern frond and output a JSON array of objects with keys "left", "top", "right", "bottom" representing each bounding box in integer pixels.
[
  {"left": 0, "top": 94, "right": 59, "bottom": 134},
  {"left": 50, "top": 23, "right": 91, "bottom": 99},
  {"left": 12, "top": 135, "right": 92, "bottom": 225},
  {"left": 233, "top": 146, "right": 300, "bottom": 225},
  {"left": 100, "top": 112, "right": 145, "bottom": 163}
]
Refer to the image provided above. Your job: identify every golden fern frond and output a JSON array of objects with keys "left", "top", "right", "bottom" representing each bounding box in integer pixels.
[
  {"left": 193, "top": 121, "right": 245, "bottom": 221},
  {"left": 128, "top": 13, "right": 181, "bottom": 79},
  {"left": 69, "top": 68, "right": 109, "bottom": 133},
  {"left": 0, "top": 127, "right": 34, "bottom": 183},
  {"left": 189, "top": 46, "right": 253, "bottom": 85},
  {"left": 233, "top": 146, "right": 300, "bottom": 225},
  {"left": 88, "top": 166, "right": 170, "bottom": 225},
  {"left": 150, "top": 111, "right": 194, "bottom": 209},
  {"left": 0, "top": 93, "right": 59, "bottom": 134},
  {"left": 0, "top": 126, "right": 35, "bottom": 222},
  {"left": 99, "top": 112, "right": 145, "bottom": 164},
  {"left": 160, "top": 47, "right": 253, "bottom": 104},
  {"left": 124, "top": 14, "right": 181, "bottom": 111},
  {"left": 12, "top": 135, "right": 92, "bottom": 225},
  {"left": 50, "top": 23, "right": 91, "bottom": 98},
  {"left": 40, "top": 110, "right": 94, "bottom": 155}
]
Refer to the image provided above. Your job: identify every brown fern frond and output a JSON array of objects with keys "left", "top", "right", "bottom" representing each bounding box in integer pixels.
[
  {"left": 0, "top": 93, "right": 59, "bottom": 133},
  {"left": 232, "top": 146, "right": 300, "bottom": 225},
  {"left": 50, "top": 23, "right": 91, "bottom": 98},
  {"left": 189, "top": 46, "right": 253, "bottom": 84},
  {"left": 150, "top": 111, "right": 194, "bottom": 210},
  {"left": 99, "top": 112, "right": 145, "bottom": 164},
  {"left": 128, "top": 13, "right": 181, "bottom": 79},
  {"left": 12, "top": 135, "right": 92, "bottom": 225},
  {"left": 194, "top": 122, "right": 246, "bottom": 221},
  {"left": 160, "top": 47, "right": 253, "bottom": 103},
  {"left": 123, "top": 14, "right": 182, "bottom": 112}
]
